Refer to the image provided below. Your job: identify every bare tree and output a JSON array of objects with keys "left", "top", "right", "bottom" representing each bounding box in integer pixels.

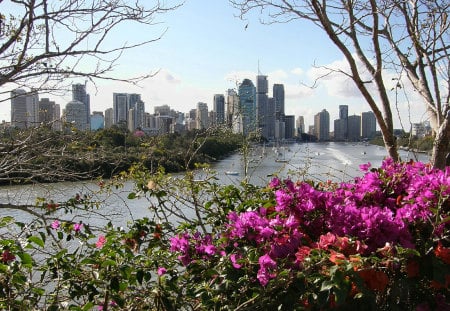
[
  {"left": 0, "top": 0, "right": 181, "bottom": 98},
  {"left": 230, "top": 0, "right": 450, "bottom": 168}
]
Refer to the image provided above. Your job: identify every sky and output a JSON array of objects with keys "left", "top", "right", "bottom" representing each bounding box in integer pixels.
[{"left": 1, "top": 0, "right": 428, "bottom": 130}]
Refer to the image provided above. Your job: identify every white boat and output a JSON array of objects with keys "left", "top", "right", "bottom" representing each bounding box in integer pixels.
[{"left": 225, "top": 171, "right": 239, "bottom": 176}]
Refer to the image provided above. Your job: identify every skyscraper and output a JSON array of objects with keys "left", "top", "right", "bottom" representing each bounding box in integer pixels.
[
  {"left": 65, "top": 100, "right": 88, "bottom": 131},
  {"left": 213, "top": 94, "right": 225, "bottom": 125},
  {"left": 10, "top": 89, "right": 28, "bottom": 128},
  {"left": 38, "top": 98, "right": 59, "bottom": 126},
  {"left": 113, "top": 93, "right": 128, "bottom": 125},
  {"left": 296, "top": 116, "right": 305, "bottom": 135},
  {"left": 226, "top": 89, "right": 239, "bottom": 128},
  {"left": 314, "top": 109, "right": 330, "bottom": 141},
  {"left": 237, "top": 79, "right": 256, "bottom": 136},
  {"left": 10, "top": 89, "right": 39, "bottom": 128},
  {"left": 196, "top": 102, "right": 209, "bottom": 129},
  {"left": 72, "top": 83, "right": 90, "bottom": 127},
  {"left": 273, "top": 84, "right": 285, "bottom": 121},
  {"left": 104, "top": 108, "right": 114, "bottom": 129},
  {"left": 348, "top": 115, "right": 361, "bottom": 141},
  {"left": 361, "top": 111, "right": 377, "bottom": 139},
  {"left": 256, "top": 75, "right": 269, "bottom": 139}
]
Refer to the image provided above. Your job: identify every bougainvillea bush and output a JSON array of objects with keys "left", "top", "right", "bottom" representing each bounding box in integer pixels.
[
  {"left": 1, "top": 159, "right": 449, "bottom": 310},
  {"left": 169, "top": 159, "right": 450, "bottom": 310}
]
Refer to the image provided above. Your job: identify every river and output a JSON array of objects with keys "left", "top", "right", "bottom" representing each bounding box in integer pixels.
[{"left": 0, "top": 142, "right": 429, "bottom": 228}]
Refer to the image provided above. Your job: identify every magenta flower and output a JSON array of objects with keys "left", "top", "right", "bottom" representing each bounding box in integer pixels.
[
  {"left": 157, "top": 267, "right": 167, "bottom": 276},
  {"left": 96, "top": 235, "right": 106, "bottom": 248},
  {"left": 230, "top": 253, "right": 242, "bottom": 269},
  {"left": 73, "top": 223, "right": 83, "bottom": 232},
  {"left": 51, "top": 220, "right": 60, "bottom": 230}
]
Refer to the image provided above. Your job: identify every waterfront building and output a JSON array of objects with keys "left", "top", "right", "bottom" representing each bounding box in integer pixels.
[
  {"left": 314, "top": 109, "right": 330, "bottom": 141},
  {"left": 256, "top": 75, "right": 270, "bottom": 139},
  {"left": 285, "top": 115, "right": 295, "bottom": 139},
  {"left": 361, "top": 111, "right": 376, "bottom": 139},
  {"left": 273, "top": 84, "right": 285, "bottom": 122},
  {"left": 348, "top": 115, "right": 361, "bottom": 141},
  {"left": 267, "top": 97, "right": 275, "bottom": 139},
  {"left": 296, "top": 116, "right": 305, "bottom": 135},
  {"left": 237, "top": 79, "right": 256, "bottom": 136}
]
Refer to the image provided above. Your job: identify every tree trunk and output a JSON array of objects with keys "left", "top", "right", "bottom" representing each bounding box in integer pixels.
[
  {"left": 381, "top": 128, "right": 399, "bottom": 162},
  {"left": 430, "top": 120, "right": 450, "bottom": 169}
]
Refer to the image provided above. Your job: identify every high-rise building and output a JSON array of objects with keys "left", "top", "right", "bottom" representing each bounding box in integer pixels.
[
  {"left": 10, "top": 89, "right": 39, "bottom": 128},
  {"left": 65, "top": 100, "right": 88, "bottom": 131},
  {"left": 72, "top": 83, "right": 90, "bottom": 127},
  {"left": 154, "top": 105, "right": 171, "bottom": 116},
  {"left": 267, "top": 97, "right": 275, "bottom": 139},
  {"left": 314, "top": 109, "right": 330, "bottom": 141},
  {"left": 113, "top": 93, "right": 128, "bottom": 125},
  {"left": 273, "top": 84, "right": 285, "bottom": 121},
  {"left": 237, "top": 79, "right": 256, "bottom": 136},
  {"left": 361, "top": 111, "right": 376, "bottom": 139},
  {"left": 296, "top": 116, "right": 305, "bottom": 136},
  {"left": 348, "top": 115, "right": 361, "bottom": 141},
  {"left": 339, "top": 105, "right": 348, "bottom": 120},
  {"left": 213, "top": 94, "right": 225, "bottom": 125},
  {"left": 196, "top": 102, "right": 209, "bottom": 129},
  {"left": 256, "top": 75, "right": 269, "bottom": 139},
  {"left": 11, "top": 89, "right": 28, "bottom": 128},
  {"left": 104, "top": 108, "right": 114, "bottom": 128},
  {"left": 226, "top": 89, "right": 239, "bottom": 128},
  {"left": 284, "top": 115, "right": 295, "bottom": 139},
  {"left": 90, "top": 111, "right": 104, "bottom": 130},
  {"left": 38, "top": 98, "right": 59, "bottom": 126}
]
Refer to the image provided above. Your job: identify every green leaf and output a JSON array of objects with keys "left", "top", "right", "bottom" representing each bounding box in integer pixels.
[
  {"left": 101, "top": 259, "right": 117, "bottom": 267},
  {"left": 320, "top": 279, "right": 334, "bottom": 291},
  {"left": 28, "top": 236, "right": 45, "bottom": 248},
  {"left": 81, "top": 302, "right": 94, "bottom": 311},
  {"left": 127, "top": 192, "right": 137, "bottom": 199},
  {"left": 136, "top": 269, "right": 144, "bottom": 284},
  {"left": 18, "top": 252, "right": 33, "bottom": 266},
  {"left": 0, "top": 216, "right": 15, "bottom": 226}
]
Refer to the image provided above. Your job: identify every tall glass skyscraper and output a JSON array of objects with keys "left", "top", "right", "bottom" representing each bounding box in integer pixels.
[
  {"left": 213, "top": 94, "right": 225, "bottom": 125},
  {"left": 256, "top": 75, "right": 269, "bottom": 139},
  {"left": 238, "top": 79, "right": 256, "bottom": 136}
]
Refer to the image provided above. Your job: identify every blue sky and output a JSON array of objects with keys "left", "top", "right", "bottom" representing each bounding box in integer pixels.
[{"left": 2, "top": 0, "right": 427, "bottom": 130}]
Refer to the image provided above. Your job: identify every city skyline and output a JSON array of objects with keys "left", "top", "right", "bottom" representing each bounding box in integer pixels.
[
  {"left": 1, "top": 1, "right": 427, "bottom": 130},
  {"left": 10, "top": 78, "right": 381, "bottom": 142}
]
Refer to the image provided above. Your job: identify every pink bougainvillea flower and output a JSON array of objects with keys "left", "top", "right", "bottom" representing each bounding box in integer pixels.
[
  {"left": 51, "top": 220, "right": 60, "bottom": 230},
  {"left": 230, "top": 253, "right": 242, "bottom": 269},
  {"left": 73, "top": 223, "right": 83, "bottom": 232},
  {"left": 96, "top": 235, "right": 106, "bottom": 248},
  {"left": 157, "top": 267, "right": 167, "bottom": 276}
]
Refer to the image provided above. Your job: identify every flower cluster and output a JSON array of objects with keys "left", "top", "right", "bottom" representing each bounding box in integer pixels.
[{"left": 170, "top": 159, "right": 450, "bottom": 308}]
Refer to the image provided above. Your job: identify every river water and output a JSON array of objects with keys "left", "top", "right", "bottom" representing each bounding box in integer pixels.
[{"left": 0, "top": 142, "right": 428, "bottom": 227}]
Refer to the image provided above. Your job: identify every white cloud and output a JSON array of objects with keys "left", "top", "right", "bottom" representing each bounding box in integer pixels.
[{"left": 291, "top": 67, "right": 304, "bottom": 76}]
